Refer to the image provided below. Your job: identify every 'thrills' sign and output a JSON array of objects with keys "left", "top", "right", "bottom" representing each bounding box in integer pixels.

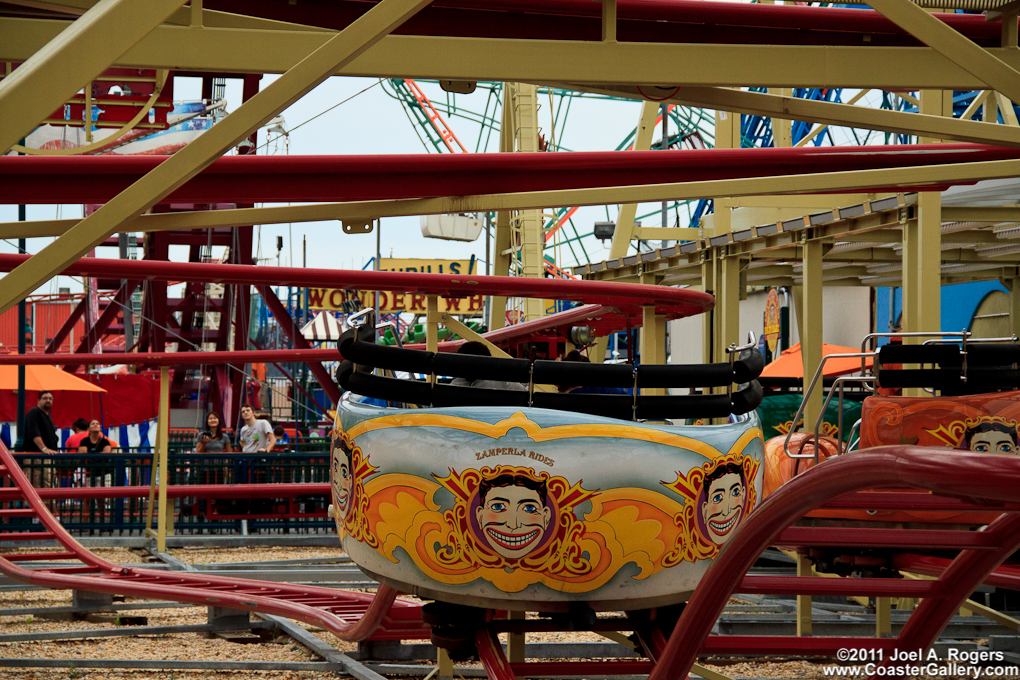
[{"left": 306, "top": 258, "right": 485, "bottom": 315}]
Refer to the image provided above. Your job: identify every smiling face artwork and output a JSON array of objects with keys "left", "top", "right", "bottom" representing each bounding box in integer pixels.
[
  {"left": 475, "top": 474, "right": 552, "bottom": 559},
  {"left": 700, "top": 463, "right": 747, "bottom": 546},
  {"left": 965, "top": 421, "right": 1019, "bottom": 455},
  {"left": 332, "top": 436, "right": 354, "bottom": 517}
]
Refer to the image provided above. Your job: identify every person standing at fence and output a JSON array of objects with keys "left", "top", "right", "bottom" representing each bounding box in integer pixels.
[
  {"left": 196, "top": 412, "right": 233, "bottom": 453},
  {"left": 238, "top": 404, "right": 276, "bottom": 453},
  {"left": 77, "top": 420, "right": 112, "bottom": 454},
  {"left": 65, "top": 418, "right": 89, "bottom": 451},
  {"left": 24, "top": 391, "right": 58, "bottom": 455},
  {"left": 24, "top": 391, "right": 58, "bottom": 489}
]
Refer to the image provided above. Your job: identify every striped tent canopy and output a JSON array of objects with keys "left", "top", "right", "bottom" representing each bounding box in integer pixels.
[{"left": 301, "top": 312, "right": 345, "bottom": 342}]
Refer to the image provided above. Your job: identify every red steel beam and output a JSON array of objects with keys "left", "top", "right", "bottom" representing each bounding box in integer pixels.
[
  {"left": 892, "top": 553, "right": 1020, "bottom": 591},
  {"left": 822, "top": 490, "right": 1020, "bottom": 513},
  {"left": 737, "top": 575, "right": 938, "bottom": 597},
  {"left": 200, "top": 0, "right": 1011, "bottom": 47},
  {"left": 0, "top": 482, "right": 329, "bottom": 501},
  {"left": 0, "top": 348, "right": 338, "bottom": 366},
  {"left": 775, "top": 526, "right": 999, "bottom": 550},
  {"left": 0, "top": 253, "right": 715, "bottom": 317},
  {"left": 701, "top": 636, "right": 899, "bottom": 656},
  {"left": 257, "top": 285, "right": 342, "bottom": 405},
  {"left": 2, "top": 144, "right": 1016, "bottom": 204}
]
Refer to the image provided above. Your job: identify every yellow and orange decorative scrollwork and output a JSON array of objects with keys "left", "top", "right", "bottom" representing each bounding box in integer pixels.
[
  {"left": 331, "top": 428, "right": 379, "bottom": 547},
  {"left": 924, "top": 415, "right": 1019, "bottom": 454},
  {"left": 661, "top": 452, "right": 761, "bottom": 566},
  {"left": 364, "top": 464, "right": 692, "bottom": 593}
]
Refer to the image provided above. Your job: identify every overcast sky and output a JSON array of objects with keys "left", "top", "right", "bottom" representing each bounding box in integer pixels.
[
  {"left": 0, "top": 75, "right": 666, "bottom": 299},
  {"left": 0, "top": 75, "right": 888, "bottom": 299}
]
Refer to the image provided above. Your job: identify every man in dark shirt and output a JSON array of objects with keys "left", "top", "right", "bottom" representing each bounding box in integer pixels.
[
  {"left": 23, "top": 391, "right": 57, "bottom": 490},
  {"left": 24, "top": 391, "right": 58, "bottom": 454}
]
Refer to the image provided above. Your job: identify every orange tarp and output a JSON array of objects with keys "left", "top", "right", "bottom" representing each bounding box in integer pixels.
[
  {"left": 0, "top": 364, "right": 106, "bottom": 393},
  {"left": 761, "top": 342, "right": 873, "bottom": 379}
]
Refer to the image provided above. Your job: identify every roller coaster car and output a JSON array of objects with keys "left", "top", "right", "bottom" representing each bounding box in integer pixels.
[
  {"left": 764, "top": 334, "right": 1020, "bottom": 526},
  {"left": 328, "top": 324, "right": 766, "bottom": 612}
]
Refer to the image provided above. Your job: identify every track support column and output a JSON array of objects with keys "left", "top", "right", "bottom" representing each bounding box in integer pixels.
[
  {"left": 711, "top": 108, "right": 742, "bottom": 237},
  {"left": 914, "top": 89, "right": 948, "bottom": 339},
  {"left": 426, "top": 295, "right": 440, "bottom": 353},
  {"left": 876, "top": 597, "right": 892, "bottom": 637},
  {"left": 796, "top": 551, "right": 812, "bottom": 637},
  {"left": 701, "top": 252, "right": 716, "bottom": 365},
  {"left": 720, "top": 255, "right": 742, "bottom": 354},
  {"left": 609, "top": 100, "right": 659, "bottom": 259},
  {"left": 508, "top": 82, "right": 545, "bottom": 323},
  {"left": 144, "top": 365, "right": 171, "bottom": 553},
  {"left": 508, "top": 610, "right": 526, "bottom": 666},
  {"left": 801, "top": 238, "right": 824, "bottom": 429},
  {"left": 1011, "top": 278, "right": 1020, "bottom": 338},
  {"left": 641, "top": 305, "right": 667, "bottom": 396}
]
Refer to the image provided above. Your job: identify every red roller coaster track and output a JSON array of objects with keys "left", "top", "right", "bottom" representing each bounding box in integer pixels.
[
  {"left": 0, "top": 254, "right": 715, "bottom": 317},
  {"left": 2, "top": 144, "right": 1016, "bottom": 204},
  {"left": 2, "top": 440, "right": 1020, "bottom": 679},
  {"left": 190, "top": 0, "right": 1013, "bottom": 48}
]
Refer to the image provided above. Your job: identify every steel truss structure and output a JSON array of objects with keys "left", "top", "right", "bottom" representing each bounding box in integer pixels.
[{"left": 6, "top": 1, "right": 1020, "bottom": 675}]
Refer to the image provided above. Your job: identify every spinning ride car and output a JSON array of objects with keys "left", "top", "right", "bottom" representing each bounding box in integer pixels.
[
  {"left": 764, "top": 332, "right": 1020, "bottom": 526},
  {"left": 328, "top": 314, "right": 766, "bottom": 612}
]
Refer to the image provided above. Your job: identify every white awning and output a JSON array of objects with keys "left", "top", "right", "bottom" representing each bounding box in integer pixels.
[{"left": 301, "top": 312, "right": 344, "bottom": 341}]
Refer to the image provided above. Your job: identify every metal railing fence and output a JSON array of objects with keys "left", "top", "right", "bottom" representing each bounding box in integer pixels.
[{"left": 4, "top": 453, "right": 333, "bottom": 535}]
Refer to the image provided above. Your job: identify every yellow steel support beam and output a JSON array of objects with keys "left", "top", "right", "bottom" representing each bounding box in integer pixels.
[
  {"left": 771, "top": 88, "right": 793, "bottom": 148},
  {"left": 1011, "top": 279, "right": 1020, "bottom": 338},
  {"left": 489, "top": 87, "right": 515, "bottom": 333},
  {"left": 796, "top": 551, "right": 813, "bottom": 637},
  {"left": 795, "top": 90, "right": 871, "bottom": 147},
  {"left": 426, "top": 295, "right": 440, "bottom": 353},
  {"left": 436, "top": 648, "right": 453, "bottom": 680},
  {"left": 14, "top": 20, "right": 1020, "bottom": 89},
  {"left": 0, "top": 0, "right": 433, "bottom": 315},
  {"left": 0, "top": 0, "right": 185, "bottom": 154},
  {"left": 440, "top": 313, "right": 511, "bottom": 358},
  {"left": 907, "top": 90, "right": 948, "bottom": 343},
  {"left": 508, "top": 610, "right": 526, "bottom": 664},
  {"left": 876, "top": 597, "right": 892, "bottom": 637},
  {"left": 713, "top": 108, "right": 743, "bottom": 235},
  {"left": 570, "top": 84, "right": 1020, "bottom": 149},
  {"left": 702, "top": 253, "right": 717, "bottom": 365},
  {"left": 640, "top": 305, "right": 667, "bottom": 396},
  {"left": 997, "top": 92, "right": 1020, "bottom": 126},
  {"left": 143, "top": 365, "right": 171, "bottom": 553},
  {"left": 601, "top": 0, "right": 617, "bottom": 42},
  {"left": 801, "top": 239, "right": 824, "bottom": 428},
  {"left": 720, "top": 256, "right": 742, "bottom": 356},
  {"left": 865, "top": 0, "right": 1020, "bottom": 104},
  {"left": 509, "top": 82, "right": 547, "bottom": 323},
  {"left": 609, "top": 100, "right": 660, "bottom": 259}
]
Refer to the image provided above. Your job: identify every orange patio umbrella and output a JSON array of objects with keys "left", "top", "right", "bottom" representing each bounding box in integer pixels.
[
  {"left": 761, "top": 342, "right": 873, "bottom": 379},
  {"left": 0, "top": 364, "right": 106, "bottom": 393}
]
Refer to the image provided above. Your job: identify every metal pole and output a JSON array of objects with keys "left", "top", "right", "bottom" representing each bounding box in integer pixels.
[
  {"left": 14, "top": 137, "right": 27, "bottom": 450},
  {"left": 374, "top": 219, "right": 381, "bottom": 343},
  {"left": 484, "top": 212, "right": 492, "bottom": 330},
  {"left": 119, "top": 232, "right": 134, "bottom": 352},
  {"left": 14, "top": 230, "right": 25, "bottom": 451},
  {"left": 301, "top": 236, "right": 308, "bottom": 432},
  {"left": 660, "top": 103, "right": 668, "bottom": 248}
]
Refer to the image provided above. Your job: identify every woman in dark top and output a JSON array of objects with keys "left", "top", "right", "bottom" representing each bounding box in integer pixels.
[
  {"left": 77, "top": 419, "right": 112, "bottom": 454},
  {"left": 195, "top": 412, "right": 232, "bottom": 453}
]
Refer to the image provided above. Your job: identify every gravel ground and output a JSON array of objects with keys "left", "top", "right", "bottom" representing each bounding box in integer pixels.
[{"left": 1, "top": 548, "right": 1015, "bottom": 680}]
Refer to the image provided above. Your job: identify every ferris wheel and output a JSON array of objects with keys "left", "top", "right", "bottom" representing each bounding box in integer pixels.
[{"left": 379, "top": 80, "right": 913, "bottom": 271}]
